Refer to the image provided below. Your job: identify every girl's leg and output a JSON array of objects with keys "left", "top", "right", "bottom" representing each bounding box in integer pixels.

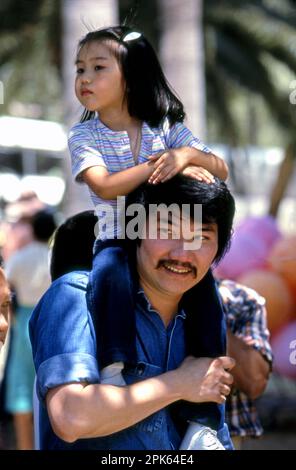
[
  {"left": 180, "top": 269, "right": 226, "bottom": 430},
  {"left": 87, "top": 240, "right": 137, "bottom": 369}
]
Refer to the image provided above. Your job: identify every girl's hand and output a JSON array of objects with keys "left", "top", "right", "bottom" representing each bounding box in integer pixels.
[
  {"left": 148, "top": 150, "right": 190, "bottom": 184},
  {"left": 181, "top": 165, "right": 215, "bottom": 184}
]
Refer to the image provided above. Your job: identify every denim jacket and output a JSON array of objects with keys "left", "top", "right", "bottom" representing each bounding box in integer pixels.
[{"left": 29, "top": 271, "right": 232, "bottom": 450}]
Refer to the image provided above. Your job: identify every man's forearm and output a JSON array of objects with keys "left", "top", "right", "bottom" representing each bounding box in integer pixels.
[
  {"left": 47, "top": 370, "right": 181, "bottom": 442},
  {"left": 46, "top": 355, "right": 234, "bottom": 443}
]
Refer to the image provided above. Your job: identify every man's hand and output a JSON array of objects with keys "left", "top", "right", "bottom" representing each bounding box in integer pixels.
[
  {"left": 176, "top": 356, "right": 235, "bottom": 404},
  {"left": 148, "top": 150, "right": 191, "bottom": 184}
]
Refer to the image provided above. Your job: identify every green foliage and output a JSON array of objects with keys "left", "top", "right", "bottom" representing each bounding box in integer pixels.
[
  {"left": 204, "top": 0, "right": 296, "bottom": 147},
  {"left": 0, "top": 0, "right": 61, "bottom": 119}
]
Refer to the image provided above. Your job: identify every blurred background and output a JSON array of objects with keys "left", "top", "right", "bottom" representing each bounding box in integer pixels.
[{"left": 0, "top": 0, "right": 295, "bottom": 450}]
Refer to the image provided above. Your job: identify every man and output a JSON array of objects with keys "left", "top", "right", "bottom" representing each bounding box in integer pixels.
[
  {"left": 50, "top": 213, "right": 273, "bottom": 447},
  {"left": 30, "top": 175, "right": 236, "bottom": 450}
]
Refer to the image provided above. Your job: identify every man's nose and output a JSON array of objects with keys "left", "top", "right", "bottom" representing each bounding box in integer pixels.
[{"left": 169, "top": 240, "right": 195, "bottom": 262}]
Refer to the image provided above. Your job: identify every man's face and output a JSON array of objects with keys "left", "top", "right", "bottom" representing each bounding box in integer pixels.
[
  {"left": 0, "top": 268, "right": 10, "bottom": 352},
  {"left": 136, "top": 213, "right": 218, "bottom": 298}
]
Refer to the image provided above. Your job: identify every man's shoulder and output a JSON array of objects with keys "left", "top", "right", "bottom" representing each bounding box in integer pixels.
[
  {"left": 51, "top": 270, "right": 90, "bottom": 290},
  {"left": 30, "top": 270, "right": 90, "bottom": 335},
  {"left": 218, "top": 279, "right": 265, "bottom": 306},
  {"left": 33, "top": 271, "right": 89, "bottom": 314}
]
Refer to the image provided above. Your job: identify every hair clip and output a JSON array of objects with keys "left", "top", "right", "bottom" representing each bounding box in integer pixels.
[{"left": 122, "top": 31, "right": 142, "bottom": 42}]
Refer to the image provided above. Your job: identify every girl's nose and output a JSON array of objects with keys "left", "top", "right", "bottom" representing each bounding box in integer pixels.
[{"left": 81, "top": 75, "right": 91, "bottom": 84}]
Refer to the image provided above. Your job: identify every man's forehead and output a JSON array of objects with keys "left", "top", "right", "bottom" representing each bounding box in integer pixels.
[{"left": 155, "top": 211, "right": 217, "bottom": 231}]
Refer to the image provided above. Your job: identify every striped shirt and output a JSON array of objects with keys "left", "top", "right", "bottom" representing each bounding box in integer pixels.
[
  {"left": 68, "top": 118, "right": 210, "bottom": 239},
  {"left": 217, "top": 279, "right": 273, "bottom": 437}
]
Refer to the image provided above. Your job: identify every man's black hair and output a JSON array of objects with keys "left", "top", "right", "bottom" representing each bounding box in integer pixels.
[
  {"left": 126, "top": 174, "right": 235, "bottom": 264},
  {"left": 50, "top": 211, "right": 97, "bottom": 281}
]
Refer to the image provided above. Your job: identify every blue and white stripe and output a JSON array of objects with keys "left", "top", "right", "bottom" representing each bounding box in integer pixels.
[{"left": 68, "top": 117, "right": 210, "bottom": 239}]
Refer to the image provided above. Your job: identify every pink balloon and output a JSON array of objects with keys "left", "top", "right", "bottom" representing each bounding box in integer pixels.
[
  {"left": 214, "top": 216, "right": 282, "bottom": 280},
  {"left": 238, "top": 215, "right": 281, "bottom": 248},
  {"left": 271, "top": 321, "right": 296, "bottom": 379}
]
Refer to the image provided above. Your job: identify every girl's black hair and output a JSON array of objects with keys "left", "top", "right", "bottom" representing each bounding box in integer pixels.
[
  {"left": 77, "top": 25, "right": 185, "bottom": 127},
  {"left": 50, "top": 211, "right": 97, "bottom": 281}
]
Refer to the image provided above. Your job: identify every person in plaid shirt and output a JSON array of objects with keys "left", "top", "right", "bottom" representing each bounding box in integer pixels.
[{"left": 217, "top": 279, "right": 273, "bottom": 449}]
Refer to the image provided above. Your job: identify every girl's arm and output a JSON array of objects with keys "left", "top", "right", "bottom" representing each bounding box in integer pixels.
[
  {"left": 186, "top": 147, "right": 228, "bottom": 180},
  {"left": 82, "top": 160, "right": 157, "bottom": 200},
  {"left": 148, "top": 147, "right": 228, "bottom": 185}
]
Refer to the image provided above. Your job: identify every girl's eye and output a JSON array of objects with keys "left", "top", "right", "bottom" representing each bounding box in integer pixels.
[
  {"left": 76, "top": 68, "right": 84, "bottom": 74},
  {"left": 94, "top": 65, "right": 104, "bottom": 71}
]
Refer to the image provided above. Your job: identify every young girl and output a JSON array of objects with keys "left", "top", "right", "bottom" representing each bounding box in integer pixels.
[{"left": 69, "top": 25, "right": 229, "bottom": 450}]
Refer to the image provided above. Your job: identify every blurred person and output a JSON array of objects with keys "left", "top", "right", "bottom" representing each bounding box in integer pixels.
[
  {"left": 0, "top": 217, "right": 33, "bottom": 263},
  {"left": 69, "top": 25, "right": 229, "bottom": 449},
  {"left": 218, "top": 280, "right": 273, "bottom": 449},
  {"left": 0, "top": 257, "right": 12, "bottom": 449},
  {"left": 4, "top": 210, "right": 56, "bottom": 450},
  {"left": 1, "top": 190, "right": 45, "bottom": 262},
  {"left": 0, "top": 255, "right": 10, "bottom": 354}
]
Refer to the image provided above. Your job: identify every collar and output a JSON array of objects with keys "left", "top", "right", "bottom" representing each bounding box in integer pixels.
[{"left": 136, "top": 287, "right": 186, "bottom": 320}]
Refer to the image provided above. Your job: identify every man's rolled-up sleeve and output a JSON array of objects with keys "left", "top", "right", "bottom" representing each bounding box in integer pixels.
[{"left": 29, "top": 273, "right": 100, "bottom": 402}]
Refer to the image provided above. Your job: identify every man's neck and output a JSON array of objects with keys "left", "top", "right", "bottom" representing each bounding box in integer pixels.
[{"left": 139, "top": 280, "right": 182, "bottom": 327}]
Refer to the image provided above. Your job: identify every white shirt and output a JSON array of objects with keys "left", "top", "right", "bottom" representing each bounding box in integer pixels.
[{"left": 5, "top": 241, "right": 51, "bottom": 306}]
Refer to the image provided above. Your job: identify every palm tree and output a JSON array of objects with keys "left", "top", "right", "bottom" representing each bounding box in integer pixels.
[
  {"left": 158, "top": 0, "right": 206, "bottom": 139},
  {"left": 0, "top": 0, "right": 61, "bottom": 119},
  {"left": 203, "top": 0, "right": 296, "bottom": 216}
]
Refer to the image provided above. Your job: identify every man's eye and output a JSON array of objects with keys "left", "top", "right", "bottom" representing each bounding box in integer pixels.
[{"left": 195, "top": 235, "right": 209, "bottom": 241}]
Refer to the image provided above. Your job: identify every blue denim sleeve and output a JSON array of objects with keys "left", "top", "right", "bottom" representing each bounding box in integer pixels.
[
  {"left": 217, "top": 423, "right": 235, "bottom": 450},
  {"left": 29, "top": 271, "right": 100, "bottom": 402}
]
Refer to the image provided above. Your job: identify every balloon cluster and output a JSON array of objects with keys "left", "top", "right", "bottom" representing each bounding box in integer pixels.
[{"left": 214, "top": 216, "right": 296, "bottom": 379}]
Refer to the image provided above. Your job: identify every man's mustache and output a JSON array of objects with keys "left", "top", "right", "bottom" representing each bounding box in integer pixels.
[{"left": 156, "top": 259, "right": 197, "bottom": 276}]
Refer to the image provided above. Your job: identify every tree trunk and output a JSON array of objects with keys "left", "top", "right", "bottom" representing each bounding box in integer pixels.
[
  {"left": 268, "top": 141, "right": 296, "bottom": 218},
  {"left": 158, "top": 0, "right": 206, "bottom": 139},
  {"left": 61, "top": 0, "right": 119, "bottom": 216}
]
